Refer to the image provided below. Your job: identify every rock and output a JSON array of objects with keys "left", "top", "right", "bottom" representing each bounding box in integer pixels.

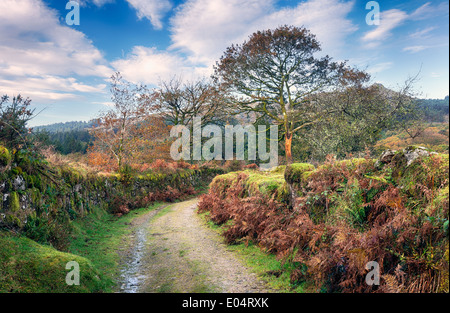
[
  {"left": 74, "top": 184, "right": 82, "bottom": 193},
  {"left": 377, "top": 149, "right": 397, "bottom": 165},
  {"left": 377, "top": 146, "right": 433, "bottom": 168},
  {"left": 403, "top": 146, "right": 430, "bottom": 166},
  {"left": 13, "top": 175, "right": 26, "bottom": 191}
]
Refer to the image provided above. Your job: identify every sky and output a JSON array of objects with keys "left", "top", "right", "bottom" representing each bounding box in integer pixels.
[{"left": 0, "top": 0, "right": 448, "bottom": 126}]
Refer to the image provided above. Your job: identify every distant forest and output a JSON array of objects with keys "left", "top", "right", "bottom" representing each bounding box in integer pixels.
[
  {"left": 33, "top": 97, "right": 448, "bottom": 156},
  {"left": 420, "top": 96, "right": 449, "bottom": 122},
  {"left": 33, "top": 121, "right": 94, "bottom": 155}
]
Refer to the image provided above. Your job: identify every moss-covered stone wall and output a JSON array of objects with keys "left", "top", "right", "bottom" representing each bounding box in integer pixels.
[{"left": 0, "top": 145, "right": 223, "bottom": 231}]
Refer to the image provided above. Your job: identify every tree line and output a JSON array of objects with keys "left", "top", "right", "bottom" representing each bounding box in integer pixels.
[{"left": 1, "top": 25, "right": 448, "bottom": 171}]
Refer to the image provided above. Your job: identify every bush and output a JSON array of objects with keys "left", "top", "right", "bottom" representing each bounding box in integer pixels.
[
  {"left": 223, "top": 160, "right": 245, "bottom": 172},
  {"left": 243, "top": 163, "right": 259, "bottom": 169}
]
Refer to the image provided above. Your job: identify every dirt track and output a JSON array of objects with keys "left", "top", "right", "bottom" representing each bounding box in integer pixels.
[{"left": 118, "top": 198, "right": 272, "bottom": 293}]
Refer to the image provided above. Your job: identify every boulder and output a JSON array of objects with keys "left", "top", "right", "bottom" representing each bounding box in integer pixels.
[
  {"left": 377, "top": 146, "right": 434, "bottom": 168},
  {"left": 378, "top": 149, "right": 396, "bottom": 165},
  {"left": 403, "top": 146, "right": 431, "bottom": 166}
]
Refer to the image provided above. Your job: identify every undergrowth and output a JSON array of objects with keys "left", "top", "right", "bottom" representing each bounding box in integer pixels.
[{"left": 198, "top": 151, "right": 449, "bottom": 293}]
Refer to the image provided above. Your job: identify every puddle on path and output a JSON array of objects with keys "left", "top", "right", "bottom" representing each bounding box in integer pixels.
[{"left": 119, "top": 227, "right": 147, "bottom": 293}]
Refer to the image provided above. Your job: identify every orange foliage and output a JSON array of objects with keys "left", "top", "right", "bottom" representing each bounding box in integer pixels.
[
  {"left": 375, "top": 123, "right": 449, "bottom": 153},
  {"left": 86, "top": 148, "right": 117, "bottom": 172}
]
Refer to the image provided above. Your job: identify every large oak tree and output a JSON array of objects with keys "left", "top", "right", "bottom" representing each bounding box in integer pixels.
[{"left": 213, "top": 25, "right": 367, "bottom": 164}]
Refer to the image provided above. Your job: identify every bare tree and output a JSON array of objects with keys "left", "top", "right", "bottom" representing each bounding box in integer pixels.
[
  {"left": 154, "top": 76, "right": 227, "bottom": 127},
  {"left": 89, "top": 72, "right": 155, "bottom": 171}
]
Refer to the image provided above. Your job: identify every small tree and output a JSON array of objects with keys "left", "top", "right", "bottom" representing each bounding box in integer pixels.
[
  {"left": 213, "top": 25, "right": 366, "bottom": 164},
  {"left": 89, "top": 72, "right": 156, "bottom": 171},
  {"left": 311, "top": 76, "right": 424, "bottom": 158},
  {"left": 0, "top": 95, "right": 34, "bottom": 150}
]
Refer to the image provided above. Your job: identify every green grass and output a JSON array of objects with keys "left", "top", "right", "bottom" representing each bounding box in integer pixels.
[
  {"left": 67, "top": 202, "right": 165, "bottom": 292},
  {"left": 0, "top": 231, "right": 103, "bottom": 293},
  {"left": 198, "top": 211, "right": 306, "bottom": 293},
  {"left": 0, "top": 202, "right": 166, "bottom": 293},
  {"left": 227, "top": 242, "right": 306, "bottom": 293}
]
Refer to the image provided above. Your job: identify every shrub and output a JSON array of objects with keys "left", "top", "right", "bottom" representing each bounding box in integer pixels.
[
  {"left": 243, "top": 163, "right": 259, "bottom": 169},
  {"left": 150, "top": 159, "right": 169, "bottom": 169}
]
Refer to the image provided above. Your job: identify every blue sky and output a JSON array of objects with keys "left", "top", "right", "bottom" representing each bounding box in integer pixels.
[{"left": 0, "top": 0, "right": 448, "bottom": 126}]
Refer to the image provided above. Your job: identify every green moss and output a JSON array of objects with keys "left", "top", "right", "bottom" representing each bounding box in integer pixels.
[
  {"left": 284, "top": 163, "right": 315, "bottom": 185},
  {"left": 0, "top": 232, "right": 104, "bottom": 292},
  {"left": 6, "top": 215, "right": 22, "bottom": 228},
  {"left": 398, "top": 153, "right": 449, "bottom": 197},
  {"left": 245, "top": 171, "right": 285, "bottom": 197},
  {"left": 0, "top": 145, "right": 11, "bottom": 167},
  {"left": 335, "top": 158, "right": 375, "bottom": 170},
  {"left": 271, "top": 165, "right": 286, "bottom": 173},
  {"left": 8, "top": 191, "right": 20, "bottom": 212},
  {"left": 426, "top": 186, "right": 449, "bottom": 218},
  {"left": 275, "top": 182, "right": 290, "bottom": 203},
  {"left": 11, "top": 167, "right": 22, "bottom": 175},
  {"left": 210, "top": 171, "right": 241, "bottom": 195},
  {"left": 301, "top": 170, "right": 314, "bottom": 183}
]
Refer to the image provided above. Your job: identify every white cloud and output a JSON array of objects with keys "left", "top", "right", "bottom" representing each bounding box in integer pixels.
[
  {"left": 111, "top": 0, "right": 357, "bottom": 89},
  {"left": 409, "top": 26, "right": 436, "bottom": 39},
  {"left": 92, "top": 0, "right": 114, "bottom": 6},
  {"left": 0, "top": 75, "right": 106, "bottom": 101},
  {"left": 430, "top": 72, "right": 441, "bottom": 78},
  {"left": 111, "top": 46, "right": 210, "bottom": 86},
  {"left": 361, "top": 2, "right": 449, "bottom": 48},
  {"left": 0, "top": 0, "right": 111, "bottom": 101},
  {"left": 367, "top": 62, "right": 393, "bottom": 74},
  {"left": 77, "top": 0, "right": 114, "bottom": 7},
  {"left": 403, "top": 45, "right": 429, "bottom": 53},
  {"left": 92, "top": 101, "right": 115, "bottom": 107},
  {"left": 126, "top": 0, "right": 172, "bottom": 30},
  {"left": 362, "top": 9, "right": 408, "bottom": 44},
  {"left": 169, "top": 0, "right": 357, "bottom": 66},
  {"left": 410, "top": 2, "right": 449, "bottom": 20}
]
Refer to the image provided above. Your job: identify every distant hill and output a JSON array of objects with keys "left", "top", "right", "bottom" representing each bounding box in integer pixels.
[{"left": 33, "top": 120, "right": 94, "bottom": 133}]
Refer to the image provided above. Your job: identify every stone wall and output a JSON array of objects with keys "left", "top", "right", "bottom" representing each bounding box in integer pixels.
[{"left": 0, "top": 145, "right": 223, "bottom": 229}]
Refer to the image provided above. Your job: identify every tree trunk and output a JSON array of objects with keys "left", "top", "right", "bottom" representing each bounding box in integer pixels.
[{"left": 285, "top": 132, "right": 293, "bottom": 165}]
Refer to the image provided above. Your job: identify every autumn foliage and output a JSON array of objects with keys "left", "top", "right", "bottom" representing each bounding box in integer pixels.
[{"left": 198, "top": 151, "right": 449, "bottom": 293}]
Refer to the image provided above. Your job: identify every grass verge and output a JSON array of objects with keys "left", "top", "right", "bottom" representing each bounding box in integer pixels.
[
  {"left": 198, "top": 211, "right": 307, "bottom": 293},
  {"left": 68, "top": 202, "right": 165, "bottom": 292}
]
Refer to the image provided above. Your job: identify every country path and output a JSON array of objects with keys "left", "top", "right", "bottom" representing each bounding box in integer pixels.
[{"left": 118, "top": 198, "right": 273, "bottom": 293}]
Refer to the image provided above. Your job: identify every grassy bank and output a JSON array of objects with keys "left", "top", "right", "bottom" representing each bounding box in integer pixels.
[
  {"left": 0, "top": 231, "right": 103, "bottom": 292},
  {"left": 0, "top": 202, "right": 165, "bottom": 293}
]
